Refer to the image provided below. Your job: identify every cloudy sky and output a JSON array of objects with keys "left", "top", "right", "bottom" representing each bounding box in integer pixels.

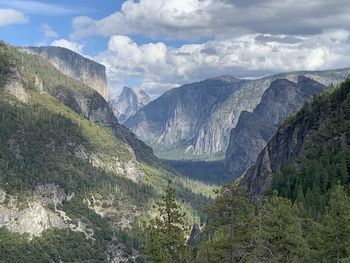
[{"left": 1, "top": 0, "right": 350, "bottom": 98}]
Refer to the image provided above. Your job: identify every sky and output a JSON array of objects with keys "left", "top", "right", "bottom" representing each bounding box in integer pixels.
[{"left": 1, "top": 0, "right": 350, "bottom": 98}]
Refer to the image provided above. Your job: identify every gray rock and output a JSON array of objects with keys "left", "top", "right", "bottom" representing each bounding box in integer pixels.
[
  {"left": 224, "top": 76, "right": 325, "bottom": 179},
  {"left": 110, "top": 86, "right": 151, "bottom": 123},
  {"left": 125, "top": 69, "right": 350, "bottom": 160},
  {"left": 21, "top": 46, "right": 108, "bottom": 100}
]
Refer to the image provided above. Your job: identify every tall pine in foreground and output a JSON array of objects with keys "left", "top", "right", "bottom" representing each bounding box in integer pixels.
[
  {"left": 203, "top": 182, "right": 256, "bottom": 262},
  {"left": 321, "top": 185, "right": 350, "bottom": 262},
  {"left": 142, "top": 180, "right": 190, "bottom": 263},
  {"left": 262, "top": 192, "right": 308, "bottom": 262}
]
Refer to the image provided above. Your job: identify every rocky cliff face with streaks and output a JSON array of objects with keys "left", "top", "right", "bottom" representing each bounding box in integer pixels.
[
  {"left": 224, "top": 76, "right": 326, "bottom": 179},
  {"left": 126, "top": 69, "right": 350, "bottom": 161},
  {"left": 110, "top": 86, "right": 151, "bottom": 123},
  {"left": 240, "top": 77, "right": 350, "bottom": 195},
  {"left": 22, "top": 46, "right": 108, "bottom": 100}
]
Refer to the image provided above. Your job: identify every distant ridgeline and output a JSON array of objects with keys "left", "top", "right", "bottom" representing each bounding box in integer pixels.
[
  {"left": 125, "top": 69, "right": 350, "bottom": 165},
  {"left": 0, "top": 42, "right": 214, "bottom": 262}
]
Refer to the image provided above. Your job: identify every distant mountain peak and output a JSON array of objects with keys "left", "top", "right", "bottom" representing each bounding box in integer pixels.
[
  {"left": 110, "top": 87, "right": 151, "bottom": 123},
  {"left": 211, "top": 75, "right": 239, "bottom": 83}
]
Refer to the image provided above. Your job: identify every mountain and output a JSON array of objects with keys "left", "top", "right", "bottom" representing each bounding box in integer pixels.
[
  {"left": 20, "top": 46, "right": 154, "bottom": 165},
  {"left": 240, "top": 77, "right": 350, "bottom": 196},
  {"left": 125, "top": 75, "right": 246, "bottom": 160},
  {"left": 125, "top": 70, "right": 350, "bottom": 161},
  {"left": 0, "top": 42, "right": 212, "bottom": 262},
  {"left": 224, "top": 76, "right": 326, "bottom": 179},
  {"left": 194, "top": 78, "right": 350, "bottom": 262},
  {"left": 110, "top": 86, "right": 151, "bottom": 123},
  {"left": 21, "top": 46, "right": 108, "bottom": 100}
]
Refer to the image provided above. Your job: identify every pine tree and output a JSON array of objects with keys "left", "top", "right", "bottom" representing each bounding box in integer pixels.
[
  {"left": 321, "top": 185, "right": 350, "bottom": 262},
  {"left": 204, "top": 182, "right": 256, "bottom": 262},
  {"left": 262, "top": 192, "right": 308, "bottom": 262},
  {"left": 143, "top": 180, "right": 189, "bottom": 263}
]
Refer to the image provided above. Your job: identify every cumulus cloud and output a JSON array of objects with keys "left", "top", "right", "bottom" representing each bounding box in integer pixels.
[
  {"left": 41, "top": 24, "right": 58, "bottom": 38},
  {"left": 71, "top": 0, "right": 350, "bottom": 40},
  {"left": 51, "top": 39, "right": 84, "bottom": 53},
  {"left": 94, "top": 29, "right": 350, "bottom": 98},
  {"left": 0, "top": 9, "right": 27, "bottom": 26}
]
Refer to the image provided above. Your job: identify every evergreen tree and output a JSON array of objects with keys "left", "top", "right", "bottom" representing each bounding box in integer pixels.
[
  {"left": 204, "top": 182, "right": 256, "bottom": 262},
  {"left": 143, "top": 180, "right": 189, "bottom": 263},
  {"left": 321, "top": 185, "right": 350, "bottom": 262},
  {"left": 262, "top": 192, "right": 308, "bottom": 262}
]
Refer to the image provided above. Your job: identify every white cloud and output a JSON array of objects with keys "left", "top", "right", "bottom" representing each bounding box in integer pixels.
[
  {"left": 50, "top": 39, "right": 84, "bottom": 54},
  {"left": 71, "top": 0, "right": 350, "bottom": 40},
  {"left": 0, "top": 9, "right": 27, "bottom": 26},
  {"left": 95, "top": 29, "right": 350, "bottom": 98},
  {"left": 41, "top": 24, "right": 58, "bottom": 38}
]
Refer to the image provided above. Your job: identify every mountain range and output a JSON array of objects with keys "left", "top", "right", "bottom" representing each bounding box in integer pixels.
[{"left": 125, "top": 69, "right": 350, "bottom": 164}]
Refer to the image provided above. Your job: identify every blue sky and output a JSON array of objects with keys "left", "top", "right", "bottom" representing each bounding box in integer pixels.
[
  {"left": 1, "top": 0, "right": 350, "bottom": 98},
  {"left": 0, "top": 0, "right": 123, "bottom": 54}
]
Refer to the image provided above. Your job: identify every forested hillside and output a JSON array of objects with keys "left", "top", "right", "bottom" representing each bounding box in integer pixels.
[
  {"left": 193, "top": 78, "right": 350, "bottom": 263},
  {"left": 0, "top": 42, "right": 213, "bottom": 262}
]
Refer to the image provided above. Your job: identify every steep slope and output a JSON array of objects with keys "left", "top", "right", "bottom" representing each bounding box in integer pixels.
[
  {"left": 110, "top": 86, "right": 151, "bottom": 123},
  {"left": 21, "top": 46, "right": 108, "bottom": 100},
  {"left": 18, "top": 46, "right": 157, "bottom": 166},
  {"left": 225, "top": 76, "right": 326, "bottom": 179},
  {"left": 0, "top": 42, "right": 213, "bottom": 262},
  {"left": 126, "top": 70, "right": 350, "bottom": 160},
  {"left": 240, "top": 77, "right": 350, "bottom": 196}
]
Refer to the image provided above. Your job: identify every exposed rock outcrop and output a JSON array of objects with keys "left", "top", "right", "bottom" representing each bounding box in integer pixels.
[
  {"left": 240, "top": 77, "right": 350, "bottom": 195},
  {"left": 224, "top": 76, "right": 325, "bottom": 179},
  {"left": 110, "top": 87, "right": 151, "bottom": 123},
  {"left": 126, "top": 69, "right": 350, "bottom": 160},
  {"left": 21, "top": 46, "right": 108, "bottom": 100}
]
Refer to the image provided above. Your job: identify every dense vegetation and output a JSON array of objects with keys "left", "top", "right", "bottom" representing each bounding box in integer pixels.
[
  {"left": 193, "top": 78, "right": 350, "bottom": 262},
  {"left": 0, "top": 42, "right": 215, "bottom": 262},
  {"left": 142, "top": 181, "right": 191, "bottom": 263},
  {"left": 272, "top": 78, "right": 350, "bottom": 219},
  {"left": 195, "top": 183, "right": 350, "bottom": 262}
]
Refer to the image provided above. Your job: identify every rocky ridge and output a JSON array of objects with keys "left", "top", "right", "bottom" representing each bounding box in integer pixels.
[
  {"left": 224, "top": 76, "right": 326, "bottom": 179},
  {"left": 240, "top": 77, "right": 350, "bottom": 195},
  {"left": 21, "top": 46, "right": 108, "bottom": 100},
  {"left": 126, "top": 69, "right": 350, "bottom": 160}
]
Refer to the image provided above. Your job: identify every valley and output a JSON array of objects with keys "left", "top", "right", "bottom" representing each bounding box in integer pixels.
[{"left": 1, "top": 1, "right": 350, "bottom": 261}]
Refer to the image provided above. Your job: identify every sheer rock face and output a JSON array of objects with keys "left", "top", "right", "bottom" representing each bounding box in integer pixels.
[
  {"left": 240, "top": 77, "right": 350, "bottom": 196},
  {"left": 110, "top": 87, "right": 151, "bottom": 124},
  {"left": 125, "top": 69, "right": 350, "bottom": 160},
  {"left": 0, "top": 186, "right": 67, "bottom": 237},
  {"left": 224, "top": 76, "right": 326, "bottom": 179},
  {"left": 21, "top": 46, "right": 108, "bottom": 100},
  {"left": 125, "top": 76, "right": 248, "bottom": 159}
]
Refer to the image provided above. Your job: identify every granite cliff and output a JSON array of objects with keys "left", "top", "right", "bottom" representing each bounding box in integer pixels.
[
  {"left": 240, "top": 77, "right": 350, "bottom": 195},
  {"left": 224, "top": 76, "right": 325, "bottom": 179},
  {"left": 21, "top": 46, "right": 108, "bottom": 100},
  {"left": 126, "top": 69, "right": 350, "bottom": 161},
  {"left": 224, "top": 69, "right": 350, "bottom": 179},
  {"left": 110, "top": 86, "right": 151, "bottom": 123}
]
